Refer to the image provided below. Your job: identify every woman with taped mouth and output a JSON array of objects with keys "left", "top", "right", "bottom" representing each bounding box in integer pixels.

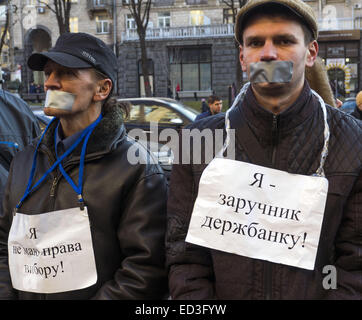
[{"left": 0, "top": 32, "right": 168, "bottom": 300}]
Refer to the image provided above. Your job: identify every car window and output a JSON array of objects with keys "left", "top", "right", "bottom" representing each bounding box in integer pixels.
[{"left": 128, "top": 104, "right": 183, "bottom": 124}]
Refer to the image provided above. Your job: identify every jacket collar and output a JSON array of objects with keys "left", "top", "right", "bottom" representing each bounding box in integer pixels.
[
  {"left": 230, "top": 81, "right": 318, "bottom": 135},
  {"left": 243, "top": 81, "right": 316, "bottom": 131},
  {"left": 228, "top": 81, "right": 321, "bottom": 152},
  {"left": 40, "top": 104, "right": 125, "bottom": 158}
]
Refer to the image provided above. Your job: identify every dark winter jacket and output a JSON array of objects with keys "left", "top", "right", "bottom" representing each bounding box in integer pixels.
[
  {"left": 0, "top": 90, "right": 41, "bottom": 171},
  {"left": 0, "top": 105, "right": 168, "bottom": 300},
  {"left": 166, "top": 82, "right": 362, "bottom": 300},
  {"left": 351, "top": 106, "right": 362, "bottom": 120},
  {"left": 195, "top": 110, "right": 212, "bottom": 122},
  {"left": 0, "top": 90, "right": 41, "bottom": 218}
]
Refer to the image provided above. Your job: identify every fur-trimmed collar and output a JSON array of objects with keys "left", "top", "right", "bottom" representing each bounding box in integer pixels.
[{"left": 40, "top": 104, "right": 125, "bottom": 158}]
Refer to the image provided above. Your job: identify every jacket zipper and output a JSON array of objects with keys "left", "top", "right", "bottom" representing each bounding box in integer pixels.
[
  {"left": 50, "top": 175, "right": 59, "bottom": 198},
  {"left": 264, "top": 114, "right": 279, "bottom": 300}
]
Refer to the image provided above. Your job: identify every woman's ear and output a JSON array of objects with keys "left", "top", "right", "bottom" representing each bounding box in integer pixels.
[{"left": 94, "top": 79, "right": 112, "bottom": 102}]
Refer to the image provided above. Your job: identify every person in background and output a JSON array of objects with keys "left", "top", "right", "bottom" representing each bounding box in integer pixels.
[
  {"left": 0, "top": 90, "right": 41, "bottom": 216},
  {"left": 351, "top": 90, "right": 362, "bottom": 120},
  {"left": 0, "top": 32, "right": 168, "bottom": 300},
  {"left": 305, "top": 56, "right": 336, "bottom": 108},
  {"left": 201, "top": 98, "right": 209, "bottom": 113},
  {"left": 195, "top": 95, "right": 223, "bottom": 121}
]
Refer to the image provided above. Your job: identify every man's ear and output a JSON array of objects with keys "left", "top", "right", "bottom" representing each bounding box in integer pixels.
[
  {"left": 94, "top": 79, "right": 112, "bottom": 102},
  {"left": 239, "top": 45, "right": 247, "bottom": 72},
  {"left": 306, "top": 40, "right": 318, "bottom": 68}
]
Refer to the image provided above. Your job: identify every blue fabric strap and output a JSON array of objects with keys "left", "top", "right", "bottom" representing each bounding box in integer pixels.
[
  {"left": 54, "top": 114, "right": 102, "bottom": 205},
  {"left": 17, "top": 113, "right": 102, "bottom": 210},
  {"left": 0, "top": 141, "right": 19, "bottom": 149}
]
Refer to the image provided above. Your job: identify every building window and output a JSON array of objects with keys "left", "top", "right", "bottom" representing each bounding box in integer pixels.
[
  {"left": 153, "top": 0, "right": 174, "bottom": 7},
  {"left": 186, "top": 0, "right": 208, "bottom": 4},
  {"left": 169, "top": 47, "right": 211, "bottom": 92},
  {"left": 25, "top": 0, "right": 50, "bottom": 5},
  {"left": 94, "top": 0, "right": 107, "bottom": 5},
  {"left": 158, "top": 12, "right": 170, "bottom": 28},
  {"left": 25, "top": 0, "right": 37, "bottom": 6},
  {"left": 319, "top": 41, "right": 360, "bottom": 97},
  {"left": 126, "top": 14, "right": 136, "bottom": 29},
  {"left": 96, "top": 15, "right": 109, "bottom": 33},
  {"left": 190, "top": 10, "right": 204, "bottom": 26},
  {"left": 1, "top": 51, "right": 8, "bottom": 64},
  {"left": 223, "top": 8, "right": 235, "bottom": 24},
  {"left": 70, "top": 17, "right": 78, "bottom": 33},
  {"left": 123, "top": 0, "right": 139, "bottom": 4}
]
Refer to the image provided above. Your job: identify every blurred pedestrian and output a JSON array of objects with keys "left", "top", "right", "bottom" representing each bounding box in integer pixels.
[
  {"left": 0, "top": 89, "right": 41, "bottom": 216},
  {"left": 201, "top": 98, "right": 209, "bottom": 113},
  {"left": 305, "top": 56, "right": 335, "bottom": 107},
  {"left": 0, "top": 32, "right": 168, "bottom": 300},
  {"left": 351, "top": 90, "right": 362, "bottom": 120},
  {"left": 195, "top": 95, "right": 222, "bottom": 121}
]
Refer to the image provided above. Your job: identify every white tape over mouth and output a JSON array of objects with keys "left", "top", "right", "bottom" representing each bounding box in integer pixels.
[
  {"left": 44, "top": 90, "right": 76, "bottom": 111},
  {"left": 250, "top": 61, "right": 293, "bottom": 83}
]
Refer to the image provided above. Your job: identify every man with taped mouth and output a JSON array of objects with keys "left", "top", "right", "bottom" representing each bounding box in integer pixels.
[
  {"left": 166, "top": 0, "right": 362, "bottom": 299},
  {"left": 0, "top": 32, "right": 168, "bottom": 299}
]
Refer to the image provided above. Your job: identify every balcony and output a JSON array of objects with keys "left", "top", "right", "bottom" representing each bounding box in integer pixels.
[
  {"left": 121, "top": 17, "right": 362, "bottom": 43},
  {"left": 87, "top": 0, "right": 112, "bottom": 19},
  {"left": 318, "top": 17, "right": 362, "bottom": 30},
  {"left": 121, "top": 24, "right": 235, "bottom": 42}
]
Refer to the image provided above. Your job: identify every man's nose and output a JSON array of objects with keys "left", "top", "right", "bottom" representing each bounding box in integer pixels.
[
  {"left": 44, "top": 72, "right": 61, "bottom": 91},
  {"left": 260, "top": 40, "right": 277, "bottom": 61}
]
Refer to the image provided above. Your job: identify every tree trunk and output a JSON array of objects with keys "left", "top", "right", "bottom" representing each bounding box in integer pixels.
[
  {"left": 0, "top": 6, "right": 10, "bottom": 56},
  {"left": 139, "top": 31, "right": 152, "bottom": 97}
]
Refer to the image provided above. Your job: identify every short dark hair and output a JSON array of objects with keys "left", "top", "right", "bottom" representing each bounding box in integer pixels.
[
  {"left": 240, "top": 4, "right": 314, "bottom": 46},
  {"left": 208, "top": 95, "right": 221, "bottom": 105}
]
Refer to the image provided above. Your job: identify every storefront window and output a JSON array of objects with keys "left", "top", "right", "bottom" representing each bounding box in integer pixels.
[
  {"left": 169, "top": 47, "right": 212, "bottom": 93},
  {"left": 319, "top": 41, "right": 359, "bottom": 98}
]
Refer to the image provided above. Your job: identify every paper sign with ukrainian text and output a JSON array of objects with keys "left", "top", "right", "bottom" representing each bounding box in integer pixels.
[
  {"left": 186, "top": 158, "right": 328, "bottom": 270},
  {"left": 8, "top": 207, "right": 97, "bottom": 293}
]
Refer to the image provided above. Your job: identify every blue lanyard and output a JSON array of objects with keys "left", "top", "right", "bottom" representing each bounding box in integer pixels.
[
  {"left": 0, "top": 141, "right": 19, "bottom": 149},
  {"left": 16, "top": 113, "right": 102, "bottom": 210}
]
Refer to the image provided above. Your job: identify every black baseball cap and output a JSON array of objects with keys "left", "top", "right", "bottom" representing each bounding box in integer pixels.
[{"left": 28, "top": 32, "right": 117, "bottom": 91}]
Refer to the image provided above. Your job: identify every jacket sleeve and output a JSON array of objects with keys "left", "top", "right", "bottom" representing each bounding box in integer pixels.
[
  {"left": 327, "top": 172, "right": 362, "bottom": 299},
  {"left": 0, "top": 162, "right": 17, "bottom": 299},
  {"left": 92, "top": 172, "right": 168, "bottom": 300},
  {"left": 166, "top": 161, "right": 216, "bottom": 300}
]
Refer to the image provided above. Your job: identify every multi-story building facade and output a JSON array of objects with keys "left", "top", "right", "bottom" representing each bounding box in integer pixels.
[{"left": 1, "top": 0, "right": 361, "bottom": 101}]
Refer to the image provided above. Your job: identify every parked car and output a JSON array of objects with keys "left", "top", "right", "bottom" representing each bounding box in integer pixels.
[
  {"left": 118, "top": 97, "right": 197, "bottom": 132},
  {"left": 340, "top": 97, "right": 356, "bottom": 114},
  {"left": 118, "top": 97, "right": 198, "bottom": 177}
]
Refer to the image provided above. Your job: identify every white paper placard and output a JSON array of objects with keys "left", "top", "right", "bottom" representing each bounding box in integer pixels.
[
  {"left": 186, "top": 158, "right": 328, "bottom": 270},
  {"left": 8, "top": 207, "right": 97, "bottom": 293}
]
